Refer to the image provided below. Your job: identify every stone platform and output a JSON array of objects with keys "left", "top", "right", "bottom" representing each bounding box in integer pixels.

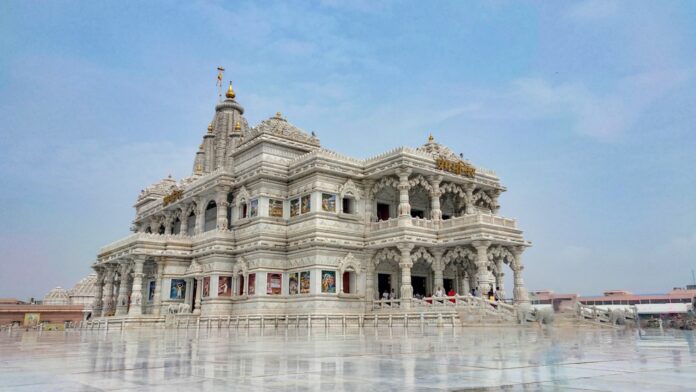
[{"left": 0, "top": 326, "right": 695, "bottom": 391}]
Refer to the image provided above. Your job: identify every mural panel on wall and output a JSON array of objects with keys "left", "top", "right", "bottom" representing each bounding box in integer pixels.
[
  {"left": 269, "top": 199, "right": 283, "bottom": 217},
  {"left": 321, "top": 270, "right": 336, "bottom": 293},
  {"left": 301, "top": 195, "right": 311, "bottom": 214},
  {"left": 267, "top": 273, "right": 282, "bottom": 295},
  {"left": 218, "top": 276, "right": 232, "bottom": 296},
  {"left": 202, "top": 277, "right": 210, "bottom": 297},
  {"left": 300, "top": 271, "right": 310, "bottom": 294},
  {"left": 289, "top": 272, "right": 299, "bottom": 295},
  {"left": 248, "top": 273, "right": 256, "bottom": 295},
  {"left": 170, "top": 279, "right": 187, "bottom": 299},
  {"left": 322, "top": 193, "right": 336, "bottom": 212}
]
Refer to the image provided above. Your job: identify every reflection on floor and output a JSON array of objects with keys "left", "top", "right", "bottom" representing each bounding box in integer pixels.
[{"left": 0, "top": 326, "right": 695, "bottom": 391}]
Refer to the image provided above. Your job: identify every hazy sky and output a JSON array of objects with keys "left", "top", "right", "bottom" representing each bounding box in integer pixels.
[{"left": 1, "top": 1, "right": 695, "bottom": 300}]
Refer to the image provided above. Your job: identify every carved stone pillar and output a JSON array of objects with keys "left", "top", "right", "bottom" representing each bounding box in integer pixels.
[
  {"left": 472, "top": 241, "right": 493, "bottom": 295},
  {"left": 364, "top": 180, "right": 375, "bottom": 223},
  {"left": 115, "top": 263, "right": 131, "bottom": 316},
  {"left": 398, "top": 243, "right": 414, "bottom": 307},
  {"left": 397, "top": 169, "right": 412, "bottom": 217},
  {"left": 194, "top": 277, "right": 203, "bottom": 315},
  {"left": 364, "top": 250, "right": 377, "bottom": 301},
  {"left": 153, "top": 260, "right": 165, "bottom": 316},
  {"left": 92, "top": 268, "right": 105, "bottom": 316},
  {"left": 491, "top": 189, "right": 501, "bottom": 214},
  {"left": 216, "top": 190, "right": 230, "bottom": 230},
  {"left": 428, "top": 176, "right": 443, "bottom": 221},
  {"left": 128, "top": 257, "right": 145, "bottom": 317},
  {"left": 195, "top": 200, "right": 205, "bottom": 235},
  {"left": 495, "top": 259, "right": 506, "bottom": 300},
  {"left": 180, "top": 206, "right": 189, "bottom": 235},
  {"left": 100, "top": 266, "right": 115, "bottom": 317},
  {"left": 464, "top": 183, "right": 475, "bottom": 215},
  {"left": 431, "top": 248, "right": 445, "bottom": 292},
  {"left": 460, "top": 270, "right": 471, "bottom": 295},
  {"left": 511, "top": 246, "right": 530, "bottom": 307},
  {"left": 163, "top": 213, "right": 172, "bottom": 235}
]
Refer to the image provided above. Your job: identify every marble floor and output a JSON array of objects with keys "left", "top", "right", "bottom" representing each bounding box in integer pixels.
[{"left": 1, "top": 325, "right": 695, "bottom": 391}]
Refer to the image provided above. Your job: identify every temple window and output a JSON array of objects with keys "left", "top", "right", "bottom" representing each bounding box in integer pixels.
[
  {"left": 376, "top": 203, "right": 390, "bottom": 221},
  {"left": 204, "top": 201, "right": 217, "bottom": 231},
  {"left": 172, "top": 217, "right": 181, "bottom": 234},
  {"left": 342, "top": 271, "right": 356, "bottom": 294},
  {"left": 410, "top": 209, "right": 425, "bottom": 219},
  {"left": 226, "top": 193, "right": 234, "bottom": 228},
  {"left": 158, "top": 224, "right": 165, "bottom": 234},
  {"left": 241, "top": 203, "right": 248, "bottom": 219},
  {"left": 186, "top": 211, "right": 195, "bottom": 235},
  {"left": 342, "top": 197, "right": 355, "bottom": 214}
]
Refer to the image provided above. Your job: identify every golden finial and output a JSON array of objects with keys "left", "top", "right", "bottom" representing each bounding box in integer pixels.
[
  {"left": 428, "top": 134, "right": 434, "bottom": 142},
  {"left": 195, "top": 164, "right": 203, "bottom": 173},
  {"left": 207, "top": 123, "right": 213, "bottom": 133},
  {"left": 226, "top": 81, "right": 236, "bottom": 99},
  {"left": 235, "top": 121, "right": 241, "bottom": 130},
  {"left": 275, "top": 111, "right": 282, "bottom": 118},
  {"left": 199, "top": 143, "right": 204, "bottom": 151}
]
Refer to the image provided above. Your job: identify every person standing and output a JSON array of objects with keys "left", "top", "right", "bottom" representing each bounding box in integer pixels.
[{"left": 447, "top": 288, "right": 456, "bottom": 303}]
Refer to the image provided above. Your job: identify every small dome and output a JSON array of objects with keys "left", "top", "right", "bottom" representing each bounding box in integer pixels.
[
  {"left": 252, "top": 113, "right": 320, "bottom": 147},
  {"left": 416, "top": 135, "right": 460, "bottom": 161},
  {"left": 43, "top": 287, "right": 70, "bottom": 305},
  {"left": 69, "top": 273, "right": 97, "bottom": 297},
  {"left": 68, "top": 273, "right": 98, "bottom": 307}
]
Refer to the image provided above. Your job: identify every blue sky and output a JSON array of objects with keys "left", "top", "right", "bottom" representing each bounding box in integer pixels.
[{"left": 1, "top": 1, "right": 695, "bottom": 300}]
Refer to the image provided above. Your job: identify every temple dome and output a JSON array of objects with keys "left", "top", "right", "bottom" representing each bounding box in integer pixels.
[
  {"left": 251, "top": 112, "right": 320, "bottom": 147},
  {"left": 416, "top": 135, "right": 461, "bottom": 160},
  {"left": 43, "top": 287, "right": 70, "bottom": 305},
  {"left": 68, "top": 273, "right": 97, "bottom": 306}
]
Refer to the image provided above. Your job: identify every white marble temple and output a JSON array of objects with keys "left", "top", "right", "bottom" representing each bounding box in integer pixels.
[{"left": 1, "top": 326, "right": 695, "bottom": 391}]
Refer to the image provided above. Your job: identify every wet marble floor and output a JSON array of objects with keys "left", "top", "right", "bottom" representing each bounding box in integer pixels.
[{"left": 1, "top": 325, "right": 695, "bottom": 391}]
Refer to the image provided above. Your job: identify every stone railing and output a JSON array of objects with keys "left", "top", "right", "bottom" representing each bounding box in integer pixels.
[
  {"left": 368, "top": 213, "right": 516, "bottom": 232},
  {"left": 99, "top": 232, "right": 191, "bottom": 254},
  {"left": 440, "top": 213, "right": 516, "bottom": 229},
  {"left": 410, "top": 217, "right": 437, "bottom": 229},
  {"left": 413, "top": 295, "right": 516, "bottom": 313},
  {"left": 576, "top": 302, "right": 637, "bottom": 325},
  {"left": 371, "top": 295, "right": 516, "bottom": 317},
  {"left": 370, "top": 219, "right": 400, "bottom": 231}
]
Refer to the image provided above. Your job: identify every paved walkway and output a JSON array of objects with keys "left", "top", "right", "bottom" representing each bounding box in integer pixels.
[{"left": 1, "top": 326, "right": 695, "bottom": 391}]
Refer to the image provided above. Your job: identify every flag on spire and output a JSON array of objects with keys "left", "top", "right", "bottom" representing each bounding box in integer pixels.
[{"left": 216, "top": 67, "right": 225, "bottom": 87}]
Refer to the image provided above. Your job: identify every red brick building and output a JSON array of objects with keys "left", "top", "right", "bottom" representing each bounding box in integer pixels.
[{"left": 0, "top": 299, "right": 86, "bottom": 327}]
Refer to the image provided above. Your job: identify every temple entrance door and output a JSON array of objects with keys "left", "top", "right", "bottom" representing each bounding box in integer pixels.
[
  {"left": 444, "top": 278, "right": 454, "bottom": 293},
  {"left": 412, "top": 276, "right": 426, "bottom": 297},
  {"left": 191, "top": 279, "right": 198, "bottom": 312},
  {"left": 377, "top": 273, "right": 391, "bottom": 298}
]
